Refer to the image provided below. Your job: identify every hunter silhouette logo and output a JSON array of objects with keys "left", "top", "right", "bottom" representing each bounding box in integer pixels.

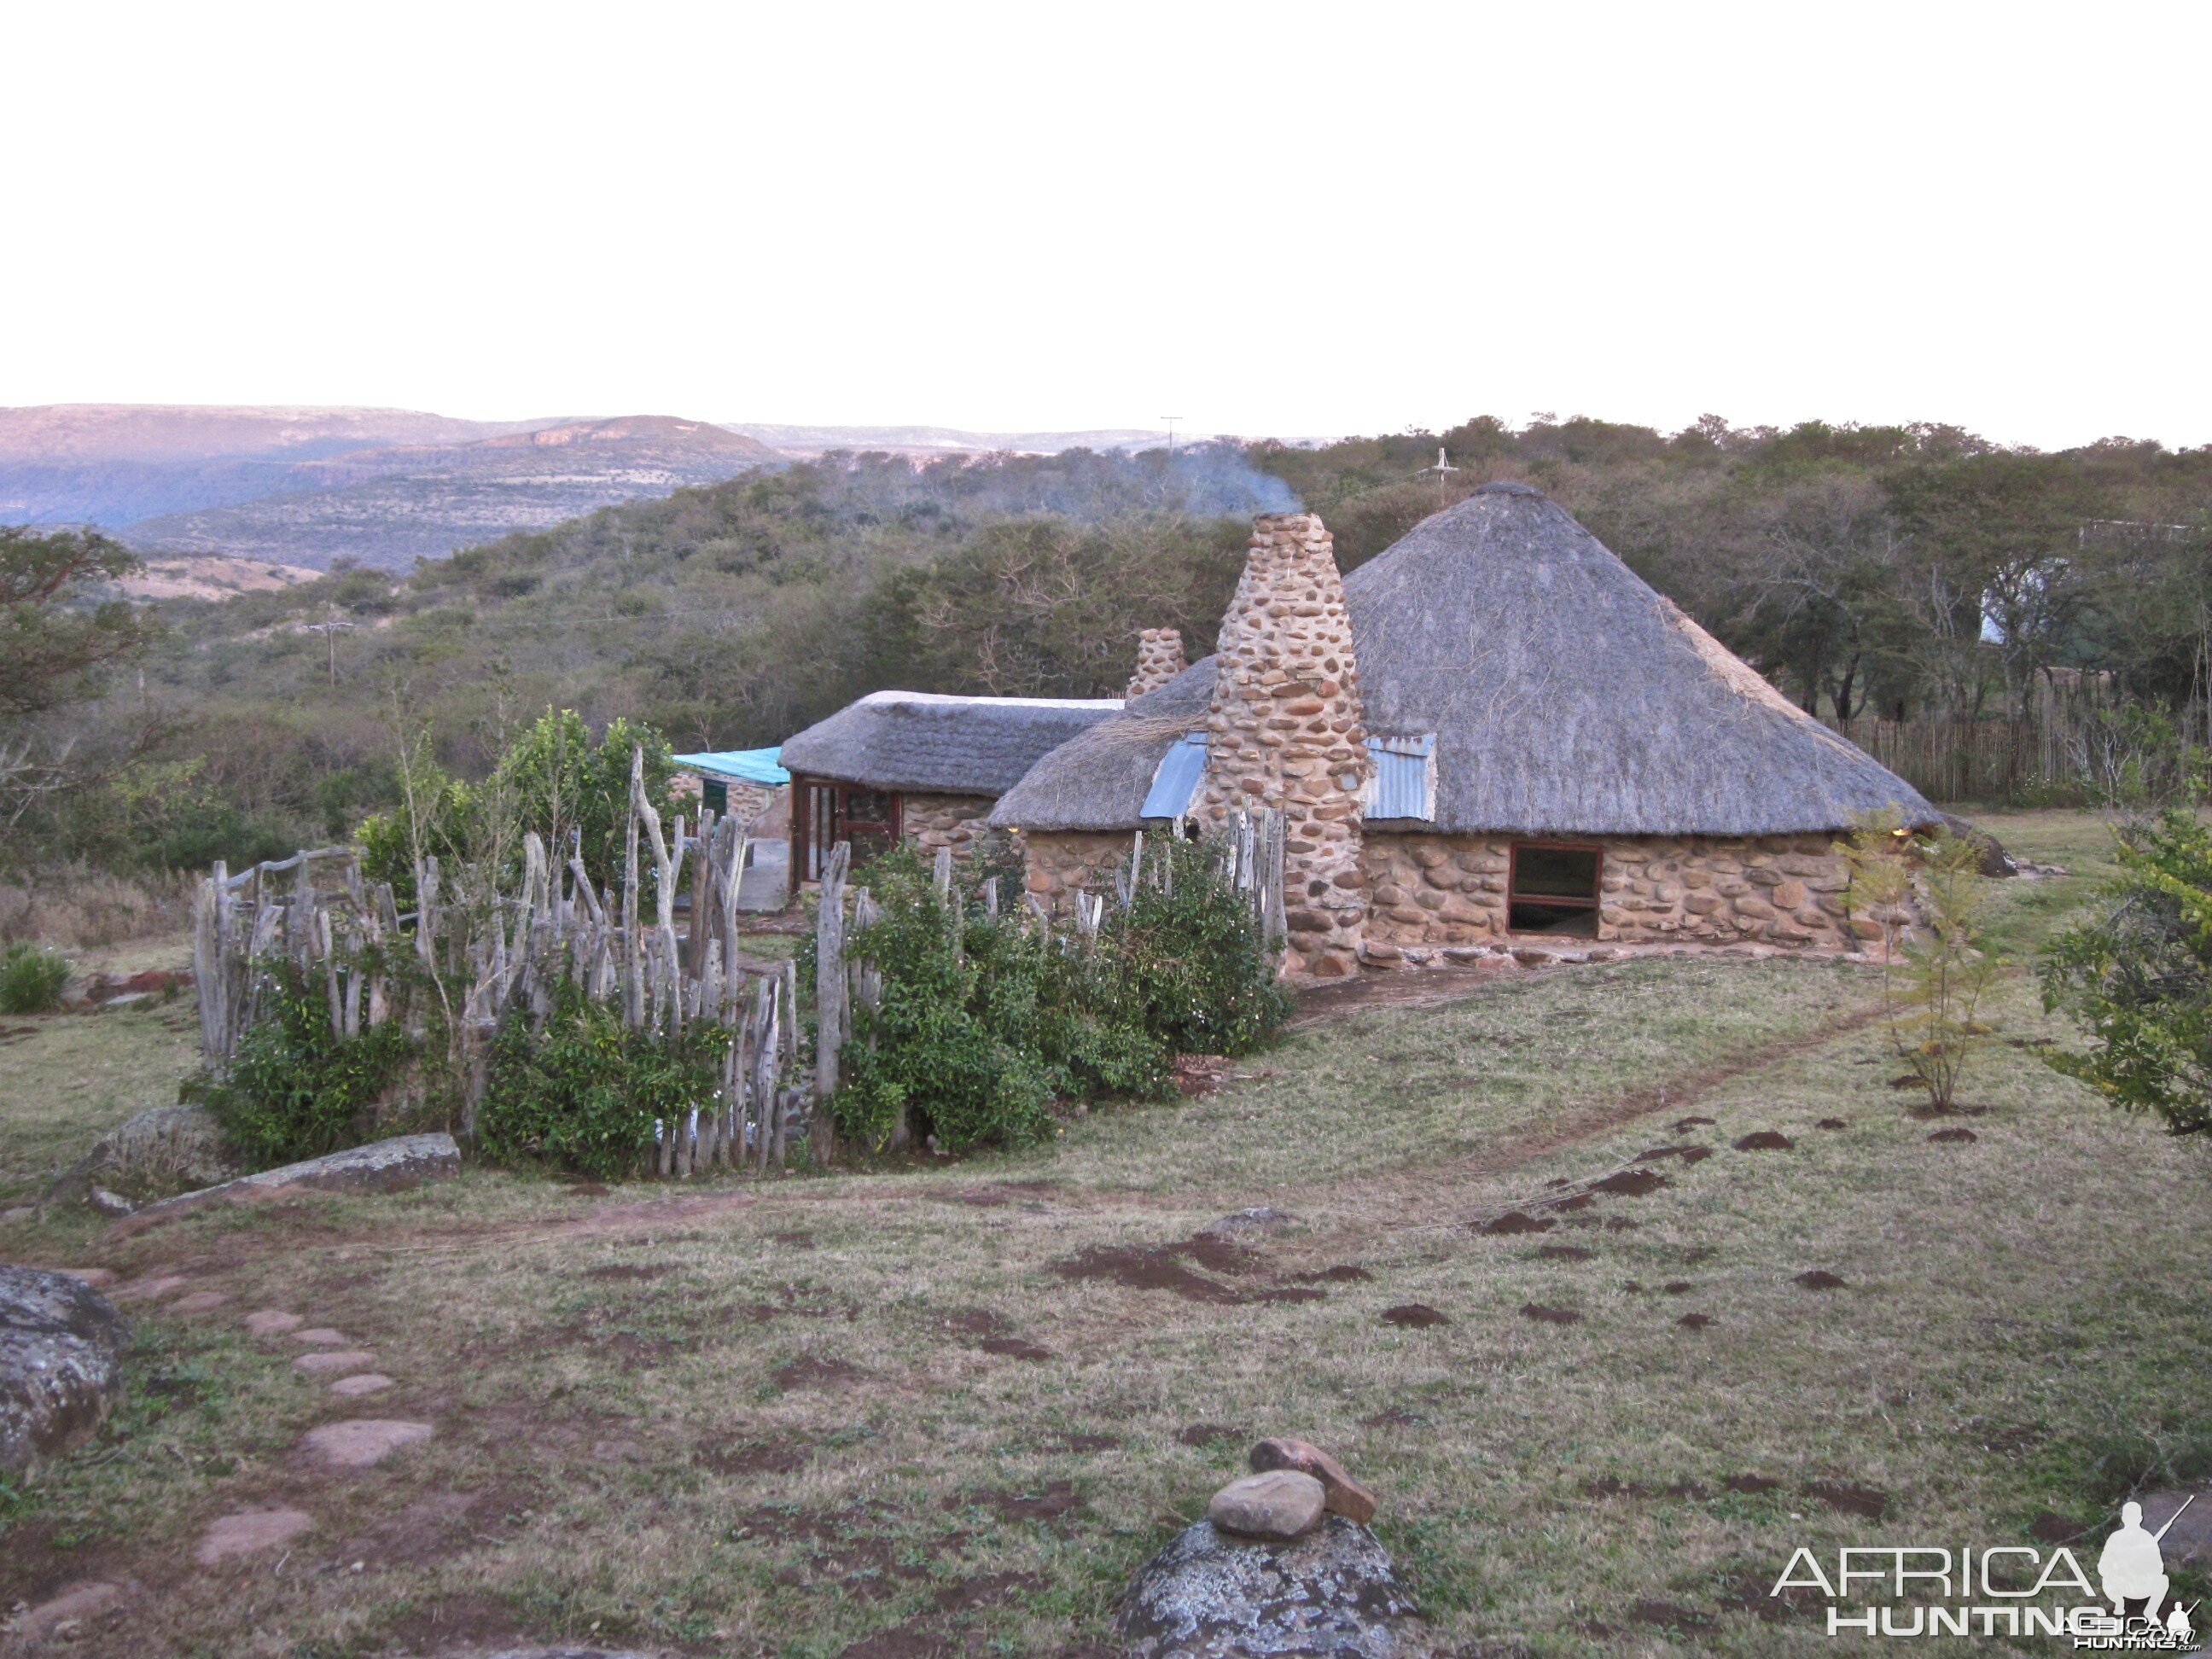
[
  {"left": 2099, "top": 1497, "right": 2195, "bottom": 1637},
  {"left": 1771, "top": 1492, "right": 2203, "bottom": 1643}
]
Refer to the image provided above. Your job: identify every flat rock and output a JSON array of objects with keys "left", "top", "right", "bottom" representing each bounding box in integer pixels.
[
  {"left": 1120, "top": 1514, "right": 1421, "bottom": 1657},
  {"left": 291, "top": 1327, "right": 350, "bottom": 1345},
  {"left": 26, "top": 1266, "right": 115, "bottom": 1289},
  {"left": 244, "top": 1308, "right": 302, "bottom": 1336},
  {"left": 303, "top": 1418, "right": 434, "bottom": 1468},
  {"left": 195, "top": 1507, "right": 313, "bottom": 1564},
  {"left": 293, "top": 1349, "right": 377, "bottom": 1374},
  {"left": 168, "top": 1290, "right": 229, "bottom": 1313},
  {"left": 1208, "top": 1470, "right": 1326, "bottom": 1541},
  {"left": 108, "top": 1273, "right": 189, "bottom": 1304},
  {"left": 1249, "top": 1437, "right": 1379, "bottom": 1525},
  {"left": 15, "top": 1580, "right": 124, "bottom": 1643},
  {"left": 45, "top": 1103, "right": 242, "bottom": 1205},
  {"left": 330, "top": 1372, "right": 393, "bottom": 1397},
  {"left": 114, "top": 1133, "right": 461, "bottom": 1234},
  {"left": 0, "top": 1266, "right": 131, "bottom": 1471}
]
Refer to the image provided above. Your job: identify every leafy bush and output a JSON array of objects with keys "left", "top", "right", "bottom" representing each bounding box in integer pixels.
[
  {"left": 830, "top": 837, "right": 1288, "bottom": 1155},
  {"left": 0, "top": 941, "right": 70, "bottom": 1013},
  {"left": 185, "top": 959, "right": 417, "bottom": 1167},
  {"left": 2041, "top": 808, "right": 2212, "bottom": 1136},
  {"left": 478, "top": 984, "right": 730, "bottom": 1178},
  {"left": 1106, "top": 835, "right": 1295, "bottom": 1057}
]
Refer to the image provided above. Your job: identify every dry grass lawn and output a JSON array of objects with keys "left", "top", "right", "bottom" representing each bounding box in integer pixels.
[{"left": 3, "top": 809, "right": 2209, "bottom": 1657}]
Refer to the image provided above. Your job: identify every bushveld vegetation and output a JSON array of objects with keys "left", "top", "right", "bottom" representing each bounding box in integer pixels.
[{"left": 3, "top": 416, "right": 2210, "bottom": 886}]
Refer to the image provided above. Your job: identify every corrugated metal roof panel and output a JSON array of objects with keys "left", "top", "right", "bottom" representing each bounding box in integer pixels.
[
  {"left": 1365, "top": 732, "right": 1435, "bottom": 821},
  {"left": 1140, "top": 732, "right": 1208, "bottom": 819},
  {"left": 673, "top": 748, "right": 789, "bottom": 786}
]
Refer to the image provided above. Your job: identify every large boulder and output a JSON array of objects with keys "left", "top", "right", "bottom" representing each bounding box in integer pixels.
[
  {"left": 0, "top": 1266, "right": 131, "bottom": 1470},
  {"left": 48, "top": 1103, "right": 243, "bottom": 1207},
  {"left": 1118, "top": 1515, "right": 1422, "bottom": 1657},
  {"left": 113, "top": 1132, "right": 461, "bottom": 1235},
  {"left": 1939, "top": 812, "right": 2017, "bottom": 878}
]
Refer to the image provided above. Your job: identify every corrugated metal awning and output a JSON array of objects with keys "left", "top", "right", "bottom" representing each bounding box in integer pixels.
[
  {"left": 673, "top": 748, "right": 789, "bottom": 786},
  {"left": 1140, "top": 732, "right": 1208, "bottom": 819},
  {"left": 1365, "top": 733, "right": 1436, "bottom": 821}
]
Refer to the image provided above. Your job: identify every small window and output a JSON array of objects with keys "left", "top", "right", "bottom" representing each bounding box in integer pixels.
[{"left": 1509, "top": 842, "right": 1601, "bottom": 936}]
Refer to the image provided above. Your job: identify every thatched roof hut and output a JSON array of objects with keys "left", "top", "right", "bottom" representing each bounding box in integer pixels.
[
  {"left": 991, "top": 483, "right": 1936, "bottom": 835},
  {"left": 779, "top": 690, "right": 1123, "bottom": 797}
]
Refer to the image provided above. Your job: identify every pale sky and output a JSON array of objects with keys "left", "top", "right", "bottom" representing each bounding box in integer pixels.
[{"left": 7, "top": 2, "right": 2208, "bottom": 450}]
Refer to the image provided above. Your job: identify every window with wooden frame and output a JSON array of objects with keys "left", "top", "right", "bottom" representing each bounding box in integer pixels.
[
  {"left": 793, "top": 778, "right": 902, "bottom": 881},
  {"left": 1507, "top": 841, "right": 1603, "bottom": 937}
]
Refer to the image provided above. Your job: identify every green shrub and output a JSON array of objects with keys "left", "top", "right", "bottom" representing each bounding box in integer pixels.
[
  {"left": 184, "top": 959, "right": 417, "bottom": 1167},
  {"left": 1106, "top": 835, "right": 1294, "bottom": 1057},
  {"left": 0, "top": 941, "right": 70, "bottom": 1013},
  {"left": 830, "top": 837, "right": 1288, "bottom": 1155},
  {"left": 478, "top": 984, "right": 730, "bottom": 1178},
  {"left": 2041, "top": 807, "right": 2212, "bottom": 1136}
]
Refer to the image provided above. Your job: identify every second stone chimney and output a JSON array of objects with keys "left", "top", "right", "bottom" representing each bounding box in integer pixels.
[
  {"left": 1192, "top": 512, "right": 1370, "bottom": 979},
  {"left": 1126, "top": 628, "right": 1187, "bottom": 700}
]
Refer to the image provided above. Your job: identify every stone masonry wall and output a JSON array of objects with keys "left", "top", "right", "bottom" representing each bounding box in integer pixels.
[
  {"left": 1357, "top": 832, "right": 1861, "bottom": 963},
  {"left": 1126, "top": 628, "right": 1187, "bottom": 699},
  {"left": 1019, "top": 830, "right": 1134, "bottom": 910},
  {"left": 902, "top": 793, "right": 998, "bottom": 865},
  {"left": 1190, "top": 514, "right": 1370, "bottom": 980}
]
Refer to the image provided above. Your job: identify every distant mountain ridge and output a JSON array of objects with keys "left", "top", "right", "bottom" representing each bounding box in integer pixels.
[
  {"left": 0, "top": 404, "right": 568, "bottom": 526},
  {"left": 0, "top": 405, "right": 1268, "bottom": 573},
  {"left": 125, "top": 416, "right": 784, "bottom": 571}
]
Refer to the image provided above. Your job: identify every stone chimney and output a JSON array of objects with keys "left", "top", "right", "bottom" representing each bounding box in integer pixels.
[
  {"left": 1126, "top": 627, "right": 1187, "bottom": 700},
  {"left": 1192, "top": 512, "right": 1370, "bottom": 979}
]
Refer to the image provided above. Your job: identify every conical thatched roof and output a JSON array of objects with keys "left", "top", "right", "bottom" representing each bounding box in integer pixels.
[
  {"left": 991, "top": 483, "right": 1936, "bottom": 835},
  {"left": 781, "top": 690, "right": 1122, "bottom": 797}
]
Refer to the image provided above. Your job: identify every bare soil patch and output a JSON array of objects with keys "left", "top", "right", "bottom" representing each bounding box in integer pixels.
[
  {"left": 1794, "top": 1270, "right": 1847, "bottom": 1290},
  {"left": 1592, "top": 1168, "right": 1669, "bottom": 1196},
  {"left": 700, "top": 1440, "right": 813, "bottom": 1476},
  {"left": 1678, "top": 1313, "right": 1714, "bottom": 1330},
  {"left": 1175, "top": 1423, "right": 1246, "bottom": 1447},
  {"left": 775, "top": 1356, "right": 866, "bottom": 1391},
  {"left": 1806, "top": 1480, "right": 1889, "bottom": 1519},
  {"left": 1534, "top": 1244, "right": 1595, "bottom": 1261},
  {"left": 1732, "top": 1132, "right": 1794, "bottom": 1151},
  {"left": 1522, "top": 1303, "right": 1582, "bottom": 1325},
  {"left": 1382, "top": 1303, "right": 1450, "bottom": 1328},
  {"left": 1930, "top": 1127, "right": 1978, "bottom": 1143}
]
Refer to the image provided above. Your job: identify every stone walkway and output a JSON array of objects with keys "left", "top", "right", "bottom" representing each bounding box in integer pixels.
[{"left": 15, "top": 1265, "right": 439, "bottom": 1642}]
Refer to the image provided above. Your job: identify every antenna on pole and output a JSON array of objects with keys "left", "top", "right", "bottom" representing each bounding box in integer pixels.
[
  {"left": 1161, "top": 416, "right": 1183, "bottom": 458},
  {"left": 1423, "top": 446, "right": 1459, "bottom": 480}
]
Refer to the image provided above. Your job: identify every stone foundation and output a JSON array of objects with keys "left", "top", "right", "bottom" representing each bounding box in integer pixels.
[
  {"left": 902, "top": 793, "right": 998, "bottom": 865},
  {"left": 1356, "top": 832, "right": 1864, "bottom": 964},
  {"left": 1019, "top": 830, "right": 1134, "bottom": 908}
]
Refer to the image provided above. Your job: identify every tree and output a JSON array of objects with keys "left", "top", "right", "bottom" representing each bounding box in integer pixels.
[
  {"left": 2041, "top": 809, "right": 2212, "bottom": 1137},
  {"left": 0, "top": 527, "right": 157, "bottom": 718}
]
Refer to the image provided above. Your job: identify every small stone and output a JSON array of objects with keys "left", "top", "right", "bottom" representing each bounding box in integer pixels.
[
  {"left": 1208, "top": 1470, "right": 1325, "bottom": 1540},
  {"left": 329, "top": 1373, "right": 392, "bottom": 1397},
  {"left": 195, "top": 1507, "right": 313, "bottom": 1564},
  {"left": 167, "top": 1290, "right": 228, "bottom": 1313},
  {"left": 290, "top": 1328, "right": 350, "bottom": 1345},
  {"left": 1248, "top": 1437, "right": 1378, "bottom": 1524},
  {"left": 86, "top": 1188, "right": 136, "bottom": 1217},
  {"left": 293, "top": 1349, "right": 377, "bottom": 1375},
  {"left": 244, "top": 1309, "right": 302, "bottom": 1336},
  {"left": 302, "top": 1419, "right": 434, "bottom": 1468}
]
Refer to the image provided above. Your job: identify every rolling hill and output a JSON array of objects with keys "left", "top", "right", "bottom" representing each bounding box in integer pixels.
[
  {"left": 121, "top": 416, "right": 785, "bottom": 570},
  {"left": 0, "top": 404, "right": 564, "bottom": 527}
]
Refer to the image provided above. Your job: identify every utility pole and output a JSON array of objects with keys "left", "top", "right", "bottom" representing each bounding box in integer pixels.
[
  {"left": 1161, "top": 415, "right": 1183, "bottom": 458},
  {"left": 303, "top": 602, "right": 356, "bottom": 687},
  {"left": 1423, "top": 445, "right": 1459, "bottom": 505}
]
